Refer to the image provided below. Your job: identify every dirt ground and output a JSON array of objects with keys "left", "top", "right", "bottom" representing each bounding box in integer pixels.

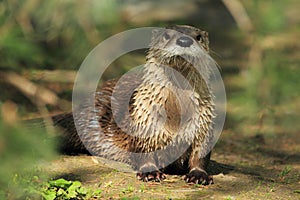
[{"left": 43, "top": 127, "right": 300, "bottom": 200}]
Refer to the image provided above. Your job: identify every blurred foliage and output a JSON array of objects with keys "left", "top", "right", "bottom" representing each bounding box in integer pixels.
[
  {"left": 0, "top": 0, "right": 121, "bottom": 71},
  {"left": 244, "top": 0, "right": 286, "bottom": 34},
  {"left": 0, "top": 116, "right": 57, "bottom": 199},
  {"left": 230, "top": 0, "right": 300, "bottom": 134}
]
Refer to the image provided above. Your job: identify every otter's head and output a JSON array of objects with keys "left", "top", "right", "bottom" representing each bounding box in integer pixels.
[{"left": 147, "top": 25, "right": 210, "bottom": 69}]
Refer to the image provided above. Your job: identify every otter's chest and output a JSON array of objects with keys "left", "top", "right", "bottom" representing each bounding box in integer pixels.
[{"left": 130, "top": 83, "right": 205, "bottom": 147}]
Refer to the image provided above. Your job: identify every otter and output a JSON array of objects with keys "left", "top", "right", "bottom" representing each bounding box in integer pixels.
[{"left": 54, "top": 25, "right": 217, "bottom": 185}]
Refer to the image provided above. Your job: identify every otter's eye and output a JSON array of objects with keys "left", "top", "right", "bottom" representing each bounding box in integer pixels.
[
  {"left": 163, "top": 32, "right": 170, "bottom": 40},
  {"left": 196, "top": 34, "right": 202, "bottom": 41}
]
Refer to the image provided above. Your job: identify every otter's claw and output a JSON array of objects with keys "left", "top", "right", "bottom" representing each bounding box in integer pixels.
[
  {"left": 184, "top": 169, "right": 213, "bottom": 185},
  {"left": 137, "top": 171, "right": 166, "bottom": 182}
]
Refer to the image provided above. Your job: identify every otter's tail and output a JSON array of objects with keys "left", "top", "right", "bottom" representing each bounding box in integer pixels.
[{"left": 51, "top": 113, "right": 89, "bottom": 154}]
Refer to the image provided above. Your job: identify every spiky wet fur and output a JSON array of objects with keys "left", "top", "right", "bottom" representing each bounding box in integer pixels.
[{"left": 54, "top": 25, "right": 218, "bottom": 184}]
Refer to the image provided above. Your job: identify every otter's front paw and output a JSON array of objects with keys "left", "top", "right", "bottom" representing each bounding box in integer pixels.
[
  {"left": 136, "top": 170, "right": 166, "bottom": 182},
  {"left": 136, "top": 163, "right": 166, "bottom": 182},
  {"left": 184, "top": 168, "right": 213, "bottom": 185}
]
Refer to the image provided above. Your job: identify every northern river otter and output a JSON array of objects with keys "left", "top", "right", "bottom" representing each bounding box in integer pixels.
[{"left": 54, "top": 25, "right": 217, "bottom": 185}]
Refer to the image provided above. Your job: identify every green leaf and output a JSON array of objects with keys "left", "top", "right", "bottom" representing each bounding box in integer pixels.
[
  {"left": 93, "top": 189, "right": 102, "bottom": 195},
  {"left": 42, "top": 189, "right": 57, "bottom": 200},
  {"left": 70, "top": 181, "right": 81, "bottom": 189},
  {"left": 49, "top": 178, "right": 71, "bottom": 189},
  {"left": 67, "top": 182, "right": 81, "bottom": 198},
  {"left": 77, "top": 187, "right": 88, "bottom": 195}
]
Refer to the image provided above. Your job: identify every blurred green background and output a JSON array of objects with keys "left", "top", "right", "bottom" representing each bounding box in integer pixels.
[{"left": 0, "top": 0, "right": 299, "bottom": 198}]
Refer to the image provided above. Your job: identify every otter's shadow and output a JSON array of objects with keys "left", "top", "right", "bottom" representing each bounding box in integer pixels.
[{"left": 207, "top": 160, "right": 234, "bottom": 175}]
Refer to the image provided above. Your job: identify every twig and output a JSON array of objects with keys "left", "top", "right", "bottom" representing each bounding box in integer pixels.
[
  {"left": 21, "top": 69, "right": 77, "bottom": 83},
  {"left": 221, "top": 0, "right": 254, "bottom": 34},
  {"left": 0, "top": 71, "right": 64, "bottom": 135},
  {"left": 1, "top": 101, "right": 18, "bottom": 125},
  {"left": 0, "top": 71, "right": 59, "bottom": 105}
]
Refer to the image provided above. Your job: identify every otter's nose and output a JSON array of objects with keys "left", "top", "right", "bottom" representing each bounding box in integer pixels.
[{"left": 176, "top": 36, "right": 193, "bottom": 47}]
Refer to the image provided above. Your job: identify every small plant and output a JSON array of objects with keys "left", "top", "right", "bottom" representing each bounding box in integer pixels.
[
  {"left": 121, "top": 185, "right": 135, "bottom": 194},
  {"left": 225, "top": 196, "right": 235, "bottom": 200},
  {"left": 139, "top": 183, "right": 145, "bottom": 193},
  {"left": 41, "top": 178, "right": 101, "bottom": 200},
  {"left": 120, "top": 197, "right": 140, "bottom": 200},
  {"left": 279, "top": 166, "right": 292, "bottom": 177}
]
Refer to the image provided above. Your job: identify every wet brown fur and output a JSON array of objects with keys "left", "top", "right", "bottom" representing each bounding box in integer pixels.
[{"left": 54, "top": 25, "right": 217, "bottom": 184}]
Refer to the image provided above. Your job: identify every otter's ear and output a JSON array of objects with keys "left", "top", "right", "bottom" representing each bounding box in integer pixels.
[
  {"left": 203, "top": 31, "right": 209, "bottom": 38},
  {"left": 151, "top": 29, "right": 164, "bottom": 37},
  {"left": 152, "top": 29, "right": 159, "bottom": 35},
  {"left": 152, "top": 29, "right": 162, "bottom": 36}
]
